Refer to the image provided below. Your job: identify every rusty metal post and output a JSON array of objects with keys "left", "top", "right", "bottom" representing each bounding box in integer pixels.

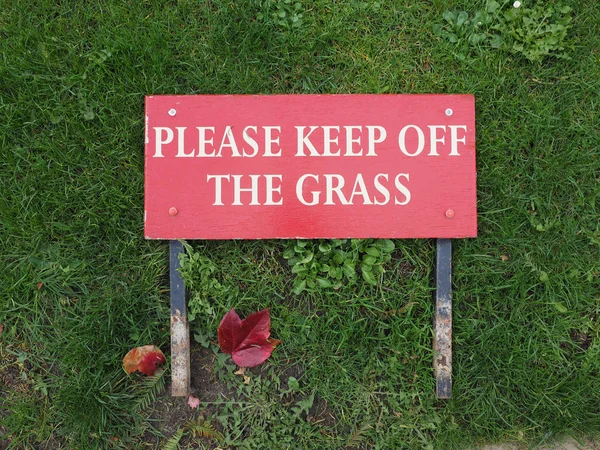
[
  {"left": 434, "top": 238, "right": 452, "bottom": 399},
  {"left": 170, "top": 240, "right": 190, "bottom": 396}
]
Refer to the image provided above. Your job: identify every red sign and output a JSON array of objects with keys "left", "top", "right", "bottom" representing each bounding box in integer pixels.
[{"left": 145, "top": 95, "right": 476, "bottom": 239}]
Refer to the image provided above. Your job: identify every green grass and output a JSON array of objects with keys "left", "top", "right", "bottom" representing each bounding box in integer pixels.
[{"left": 1, "top": 0, "right": 599, "bottom": 449}]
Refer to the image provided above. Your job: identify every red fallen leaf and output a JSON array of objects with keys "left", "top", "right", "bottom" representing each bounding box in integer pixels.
[
  {"left": 123, "top": 345, "right": 166, "bottom": 375},
  {"left": 218, "top": 309, "right": 243, "bottom": 354},
  {"left": 218, "top": 308, "right": 280, "bottom": 368},
  {"left": 0, "top": 324, "right": 3, "bottom": 336},
  {"left": 238, "top": 309, "right": 271, "bottom": 349}
]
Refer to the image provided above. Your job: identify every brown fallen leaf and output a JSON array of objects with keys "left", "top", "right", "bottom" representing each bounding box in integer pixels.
[
  {"left": 234, "top": 367, "right": 251, "bottom": 385},
  {"left": 122, "top": 345, "right": 166, "bottom": 376},
  {"left": 501, "top": 254, "right": 509, "bottom": 261},
  {"left": 267, "top": 338, "right": 282, "bottom": 349}
]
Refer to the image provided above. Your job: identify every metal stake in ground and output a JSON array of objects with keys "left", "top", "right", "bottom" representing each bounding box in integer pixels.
[
  {"left": 170, "top": 240, "right": 190, "bottom": 396},
  {"left": 434, "top": 238, "right": 452, "bottom": 399}
]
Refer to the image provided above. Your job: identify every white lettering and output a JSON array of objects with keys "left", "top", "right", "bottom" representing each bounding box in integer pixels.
[
  {"left": 263, "top": 126, "right": 282, "bottom": 157},
  {"left": 296, "top": 174, "right": 320, "bottom": 206},
  {"left": 324, "top": 174, "right": 350, "bottom": 205},
  {"left": 427, "top": 125, "right": 446, "bottom": 157},
  {"left": 373, "top": 173, "right": 390, "bottom": 205},
  {"left": 344, "top": 126, "right": 363, "bottom": 156},
  {"left": 206, "top": 174, "right": 230, "bottom": 205},
  {"left": 216, "top": 126, "right": 241, "bottom": 157},
  {"left": 366, "top": 126, "right": 386, "bottom": 156},
  {"left": 232, "top": 174, "right": 261, "bottom": 206},
  {"left": 398, "top": 125, "right": 425, "bottom": 157},
  {"left": 349, "top": 174, "right": 373, "bottom": 205},
  {"left": 153, "top": 127, "right": 173, "bottom": 157},
  {"left": 264, "top": 175, "right": 283, "bottom": 205},
  {"left": 394, "top": 173, "right": 411, "bottom": 205},
  {"left": 196, "top": 127, "right": 215, "bottom": 157},
  {"left": 242, "top": 126, "right": 259, "bottom": 157},
  {"left": 449, "top": 125, "right": 467, "bottom": 156},
  {"left": 295, "top": 126, "right": 320, "bottom": 156},
  {"left": 322, "top": 126, "right": 340, "bottom": 156},
  {"left": 174, "top": 127, "right": 194, "bottom": 157}
]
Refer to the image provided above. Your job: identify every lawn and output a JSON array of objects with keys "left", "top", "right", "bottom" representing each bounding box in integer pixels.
[{"left": 1, "top": 0, "right": 599, "bottom": 449}]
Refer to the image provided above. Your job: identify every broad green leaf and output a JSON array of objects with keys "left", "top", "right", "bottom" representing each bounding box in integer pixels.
[
  {"left": 319, "top": 243, "right": 332, "bottom": 253},
  {"left": 288, "top": 377, "right": 300, "bottom": 391},
  {"left": 363, "top": 255, "right": 377, "bottom": 266},
  {"left": 299, "top": 252, "right": 314, "bottom": 264},
  {"left": 490, "top": 34, "right": 503, "bottom": 48},
  {"left": 316, "top": 278, "right": 333, "bottom": 288},
  {"left": 443, "top": 11, "right": 456, "bottom": 24},
  {"left": 362, "top": 269, "right": 377, "bottom": 285},
  {"left": 291, "top": 264, "right": 307, "bottom": 275},
  {"left": 469, "top": 33, "right": 487, "bottom": 45},
  {"left": 376, "top": 239, "right": 395, "bottom": 253},
  {"left": 293, "top": 392, "right": 315, "bottom": 415},
  {"left": 329, "top": 266, "right": 342, "bottom": 279},
  {"left": 486, "top": 1, "right": 500, "bottom": 14},
  {"left": 293, "top": 279, "right": 306, "bottom": 294},
  {"left": 366, "top": 247, "right": 380, "bottom": 257},
  {"left": 342, "top": 263, "right": 356, "bottom": 278}
]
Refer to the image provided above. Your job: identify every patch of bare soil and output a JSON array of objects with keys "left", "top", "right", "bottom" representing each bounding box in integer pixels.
[
  {"left": 146, "top": 343, "right": 338, "bottom": 447},
  {"left": 0, "top": 341, "right": 31, "bottom": 450},
  {"left": 307, "top": 396, "right": 337, "bottom": 428},
  {"left": 189, "top": 346, "right": 236, "bottom": 405},
  {"left": 146, "top": 345, "right": 233, "bottom": 447}
]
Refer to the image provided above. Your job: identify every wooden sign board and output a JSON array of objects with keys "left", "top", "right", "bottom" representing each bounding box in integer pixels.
[{"left": 144, "top": 94, "right": 476, "bottom": 239}]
